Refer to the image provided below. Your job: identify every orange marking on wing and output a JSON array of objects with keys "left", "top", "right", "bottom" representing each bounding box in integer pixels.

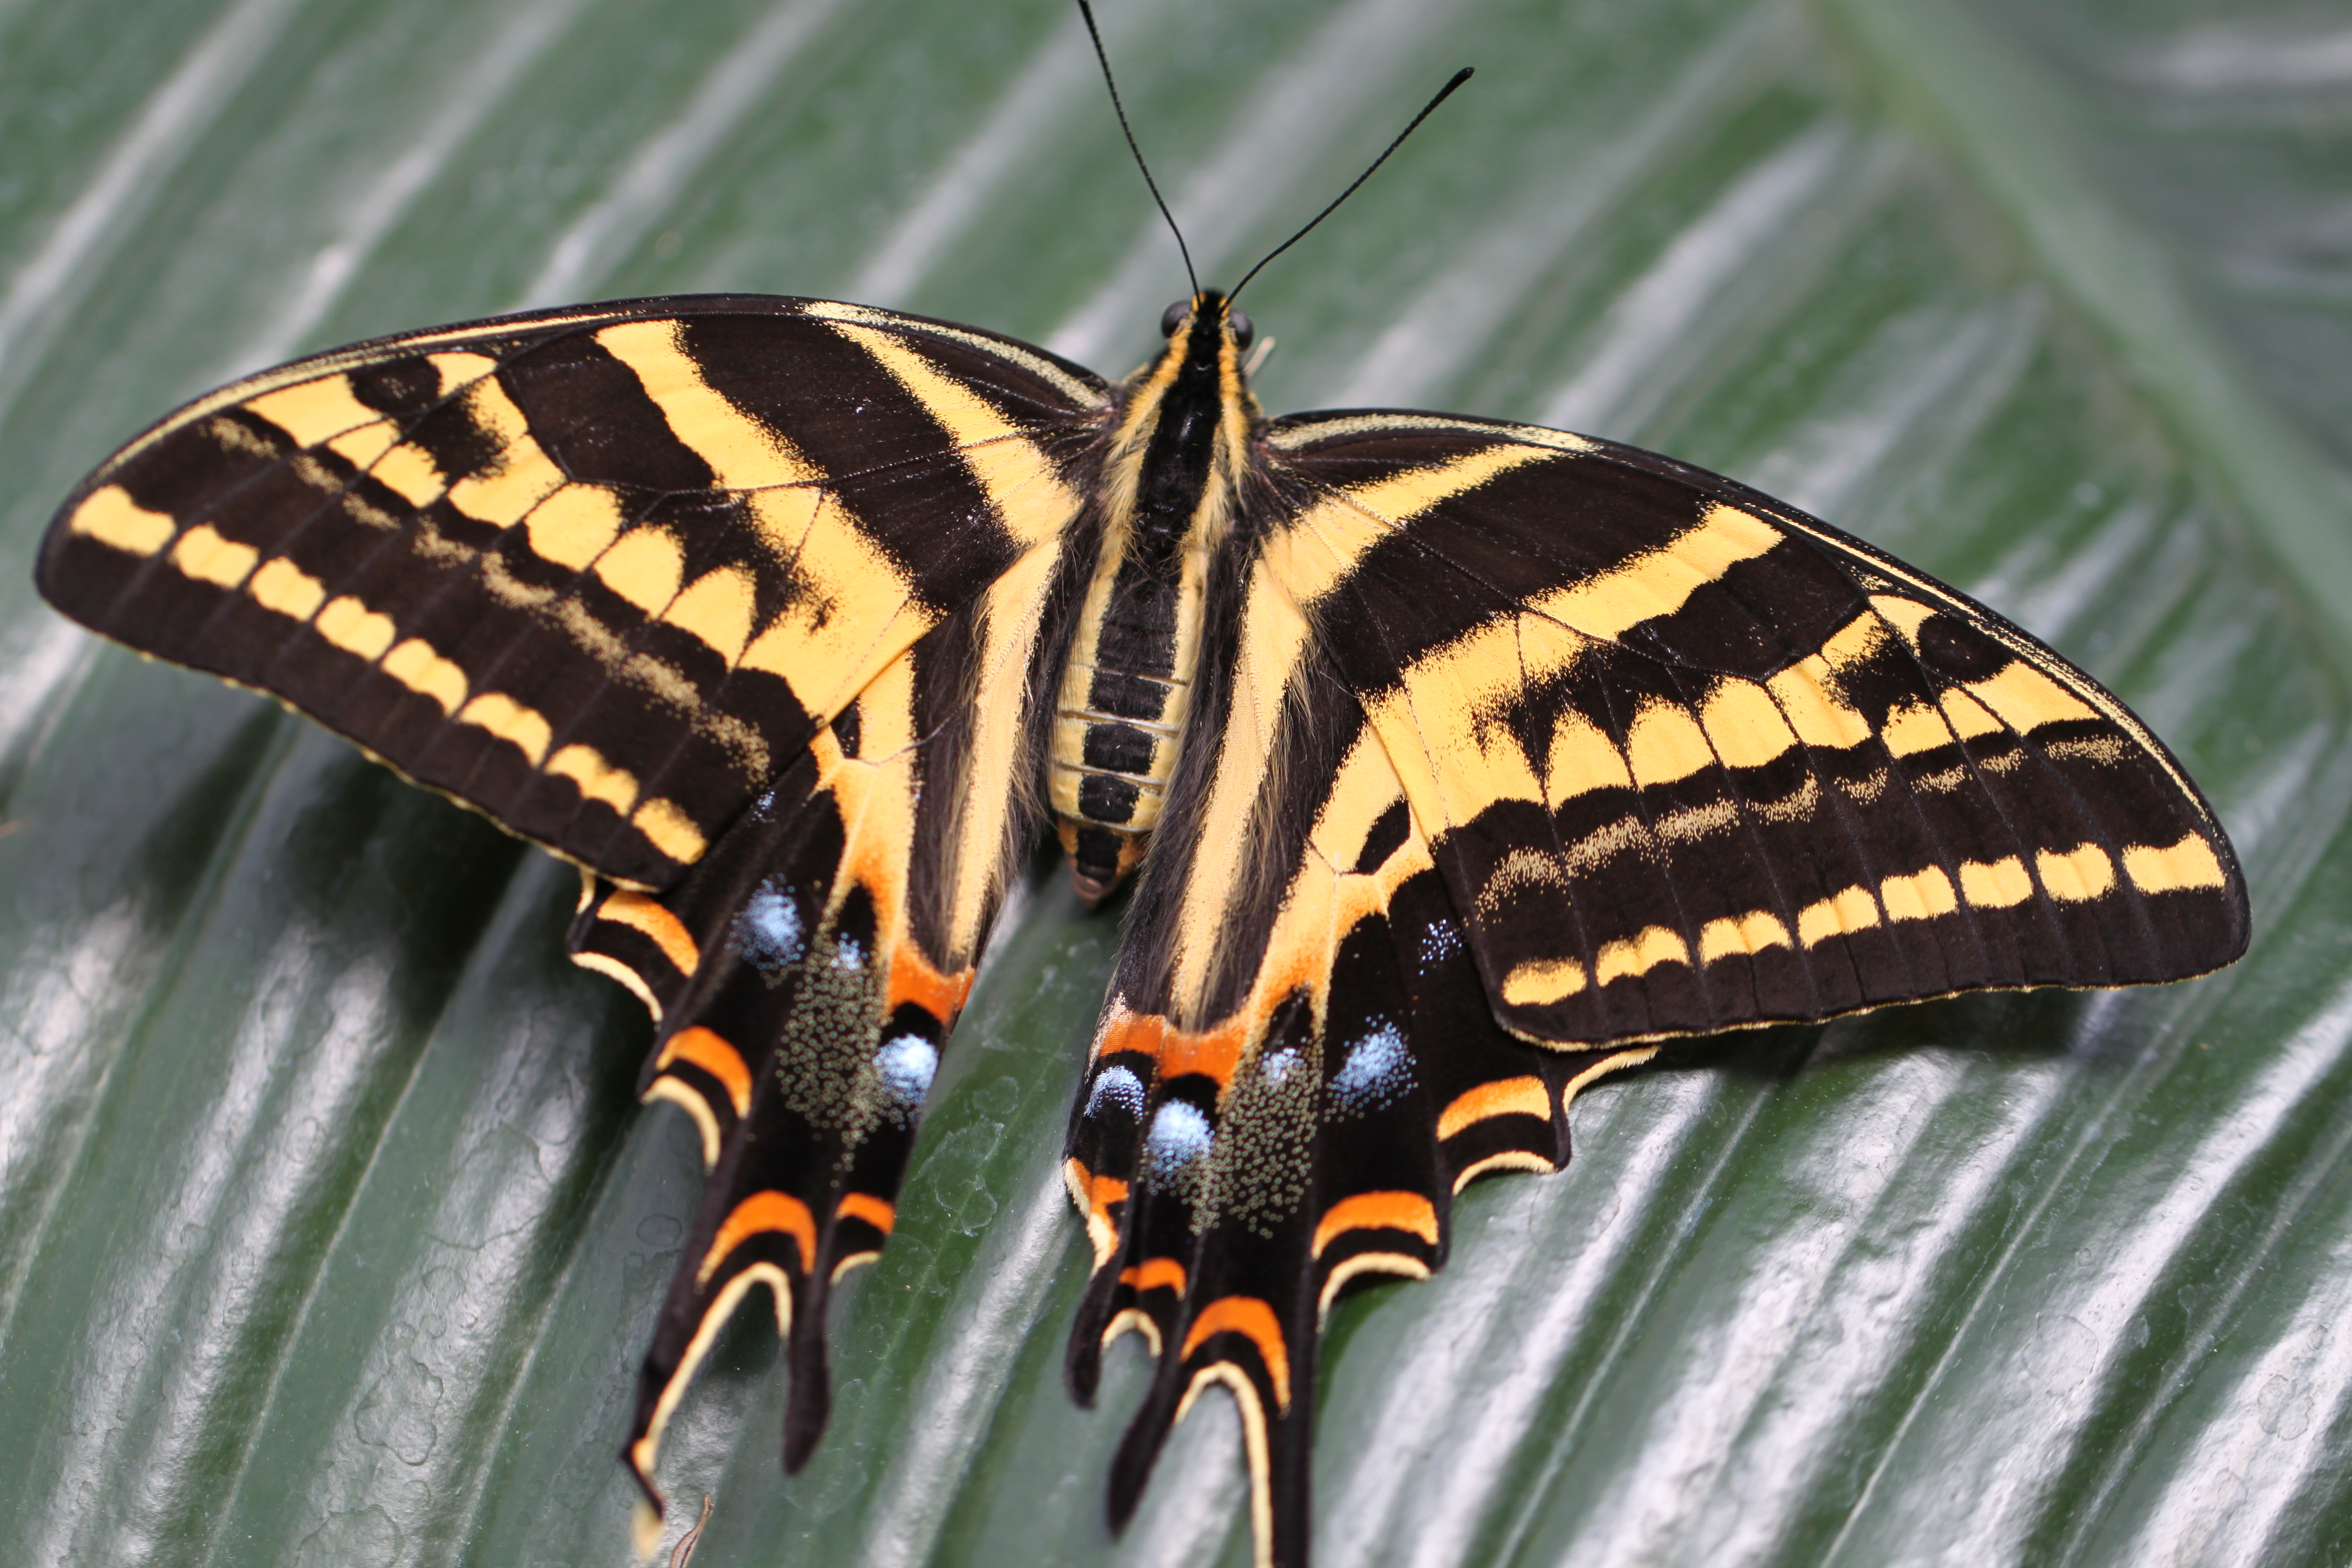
[
  {"left": 1159, "top": 1016, "right": 1249, "bottom": 1088},
  {"left": 1085, "top": 1171, "right": 1130, "bottom": 1219},
  {"left": 1090, "top": 1001, "right": 1167, "bottom": 1061},
  {"left": 1066, "top": 1158, "right": 1131, "bottom": 1229},
  {"left": 1436, "top": 1076, "right": 1551, "bottom": 1141},
  {"left": 654, "top": 1026, "right": 752, "bottom": 1118},
  {"left": 835, "top": 1191, "right": 895, "bottom": 1235},
  {"left": 697, "top": 1191, "right": 815, "bottom": 1285},
  {"left": 594, "top": 889, "right": 700, "bottom": 976},
  {"left": 885, "top": 943, "right": 975, "bottom": 1023},
  {"left": 1085, "top": 1000, "right": 1248, "bottom": 1088},
  {"left": 1120, "top": 1256, "right": 1188, "bottom": 1295},
  {"left": 1180, "top": 1295, "right": 1292, "bottom": 1411},
  {"left": 1311, "top": 1191, "right": 1440, "bottom": 1259},
  {"left": 1065, "top": 1156, "right": 1133, "bottom": 1269},
  {"left": 1237, "top": 931, "right": 1335, "bottom": 1033}
]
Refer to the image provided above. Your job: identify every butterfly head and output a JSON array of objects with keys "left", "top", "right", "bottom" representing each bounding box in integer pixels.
[
  {"left": 1158, "top": 292, "right": 1253, "bottom": 356},
  {"left": 1111, "top": 288, "right": 1263, "bottom": 484},
  {"left": 1141, "top": 289, "right": 1256, "bottom": 394}
]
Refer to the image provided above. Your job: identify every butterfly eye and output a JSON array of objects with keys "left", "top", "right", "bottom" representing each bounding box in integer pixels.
[
  {"left": 1228, "top": 309, "right": 1254, "bottom": 350},
  {"left": 1160, "top": 300, "right": 1188, "bottom": 337}
]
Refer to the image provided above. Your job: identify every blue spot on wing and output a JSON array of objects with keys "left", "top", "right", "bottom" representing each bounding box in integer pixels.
[
  {"left": 1145, "top": 1102, "right": 1213, "bottom": 1179},
  {"left": 1332, "top": 1021, "right": 1412, "bottom": 1113},
  {"left": 1086, "top": 1065, "right": 1146, "bottom": 1121},
  {"left": 1418, "top": 919, "right": 1464, "bottom": 972},
  {"left": 735, "top": 879, "right": 805, "bottom": 979},
  {"left": 875, "top": 1034, "right": 938, "bottom": 1108}
]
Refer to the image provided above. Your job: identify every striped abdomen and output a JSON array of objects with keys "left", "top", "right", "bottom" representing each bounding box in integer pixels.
[{"left": 1049, "top": 543, "right": 1207, "bottom": 901}]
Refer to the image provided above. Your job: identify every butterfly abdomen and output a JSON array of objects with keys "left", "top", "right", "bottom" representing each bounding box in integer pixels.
[
  {"left": 1049, "top": 553, "right": 1202, "bottom": 897},
  {"left": 1049, "top": 293, "right": 1255, "bottom": 902}
]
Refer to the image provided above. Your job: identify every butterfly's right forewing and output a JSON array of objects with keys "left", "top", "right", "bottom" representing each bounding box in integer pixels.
[{"left": 1261, "top": 410, "right": 2250, "bottom": 1047}]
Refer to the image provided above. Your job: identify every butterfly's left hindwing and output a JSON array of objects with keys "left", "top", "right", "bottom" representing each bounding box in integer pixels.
[
  {"left": 567, "top": 538, "right": 1080, "bottom": 1516},
  {"left": 37, "top": 295, "right": 1105, "bottom": 887}
]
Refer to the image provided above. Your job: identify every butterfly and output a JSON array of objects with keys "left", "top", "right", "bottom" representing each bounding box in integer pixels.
[{"left": 31, "top": 27, "right": 2248, "bottom": 1568}]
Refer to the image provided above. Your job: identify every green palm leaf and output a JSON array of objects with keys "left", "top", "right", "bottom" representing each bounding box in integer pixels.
[{"left": 1, "top": 1, "right": 2345, "bottom": 1565}]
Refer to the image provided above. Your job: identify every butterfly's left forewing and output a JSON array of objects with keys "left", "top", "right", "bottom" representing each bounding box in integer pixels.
[{"left": 38, "top": 295, "right": 1106, "bottom": 887}]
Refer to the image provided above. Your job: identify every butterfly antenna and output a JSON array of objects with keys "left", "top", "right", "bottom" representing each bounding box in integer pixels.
[
  {"left": 1078, "top": 0, "right": 1198, "bottom": 298},
  {"left": 1230, "top": 65, "right": 1473, "bottom": 303}
]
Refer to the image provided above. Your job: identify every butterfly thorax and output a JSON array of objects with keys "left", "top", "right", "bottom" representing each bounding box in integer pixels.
[{"left": 1050, "top": 292, "right": 1259, "bottom": 904}]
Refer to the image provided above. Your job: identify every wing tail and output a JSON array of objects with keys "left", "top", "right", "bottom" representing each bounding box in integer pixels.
[
  {"left": 1062, "top": 716, "right": 1660, "bottom": 1568},
  {"left": 576, "top": 667, "right": 987, "bottom": 1521}
]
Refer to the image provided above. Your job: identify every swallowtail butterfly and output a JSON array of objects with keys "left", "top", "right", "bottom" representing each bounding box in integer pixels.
[{"left": 32, "top": 17, "right": 2247, "bottom": 1567}]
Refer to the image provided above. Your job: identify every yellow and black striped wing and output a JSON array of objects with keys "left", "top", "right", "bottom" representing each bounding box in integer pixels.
[
  {"left": 1059, "top": 407, "right": 2247, "bottom": 1568},
  {"left": 1263, "top": 410, "right": 2249, "bottom": 1039},
  {"left": 35, "top": 294, "right": 1106, "bottom": 888}
]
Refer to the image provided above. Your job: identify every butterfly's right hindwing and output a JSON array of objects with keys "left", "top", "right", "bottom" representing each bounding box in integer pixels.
[{"left": 1060, "top": 540, "right": 1661, "bottom": 1568}]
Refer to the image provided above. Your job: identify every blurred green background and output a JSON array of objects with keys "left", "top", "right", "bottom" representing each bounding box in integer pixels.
[{"left": 1, "top": 0, "right": 2348, "bottom": 1564}]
